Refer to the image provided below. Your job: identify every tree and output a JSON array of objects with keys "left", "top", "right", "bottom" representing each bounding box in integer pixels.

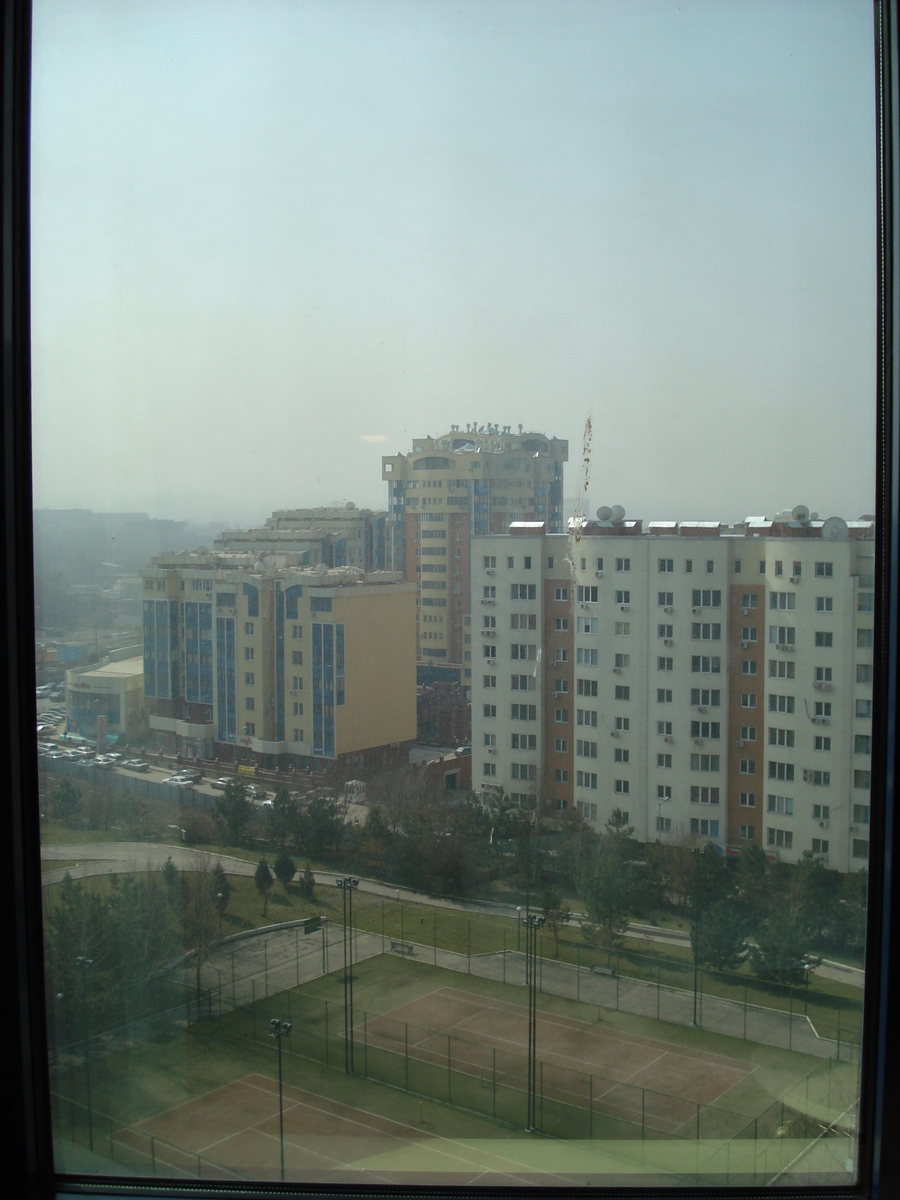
[
  {"left": 695, "top": 898, "right": 749, "bottom": 971},
  {"left": 53, "top": 779, "right": 82, "bottom": 825},
  {"left": 255, "top": 859, "right": 274, "bottom": 916},
  {"left": 274, "top": 850, "right": 295, "bottom": 893},
  {"left": 212, "top": 862, "right": 230, "bottom": 938},
  {"left": 541, "top": 884, "right": 571, "bottom": 958},
  {"left": 750, "top": 907, "right": 812, "bottom": 983},
  {"left": 579, "top": 814, "right": 641, "bottom": 963},
  {"left": 299, "top": 862, "right": 316, "bottom": 900},
  {"left": 215, "top": 779, "right": 252, "bottom": 845},
  {"left": 269, "top": 787, "right": 297, "bottom": 850},
  {"left": 299, "top": 794, "right": 342, "bottom": 858},
  {"left": 181, "top": 856, "right": 218, "bottom": 1008}
]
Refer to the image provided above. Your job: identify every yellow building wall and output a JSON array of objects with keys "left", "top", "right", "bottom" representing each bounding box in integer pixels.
[{"left": 334, "top": 586, "right": 417, "bottom": 753}]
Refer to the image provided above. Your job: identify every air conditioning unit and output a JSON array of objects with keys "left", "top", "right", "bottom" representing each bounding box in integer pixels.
[
  {"left": 664, "top": 735, "right": 673, "bottom": 743},
  {"left": 740, "top": 607, "right": 750, "bottom": 616},
  {"left": 740, "top": 641, "right": 749, "bottom": 649},
  {"left": 620, "top": 605, "right": 630, "bottom": 612},
  {"left": 803, "top": 770, "right": 813, "bottom": 782},
  {"left": 609, "top": 730, "right": 619, "bottom": 738},
  {"left": 486, "top": 568, "right": 495, "bottom": 576},
  {"left": 819, "top": 819, "right": 829, "bottom": 829},
  {"left": 595, "top": 570, "right": 603, "bottom": 578},
  {"left": 694, "top": 738, "right": 703, "bottom": 746},
  {"left": 820, "top": 717, "right": 830, "bottom": 725},
  {"left": 777, "top": 643, "right": 794, "bottom": 651},
  {"left": 790, "top": 576, "right": 801, "bottom": 584},
  {"left": 612, "top": 667, "right": 621, "bottom": 674},
  {"left": 664, "top": 606, "right": 674, "bottom": 614},
  {"left": 692, "top": 606, "right": 701, "bottom": 614},
  {"left": 697, "top": 706, "right": 707, "bottom": 713},
  {"left": 580, "top": 603, "right": 588, "bottom": 610},
  {"left": 488, "top": 748, "right": 496, "bottom": 755},
  {"left": 481, "top": 630, "right": 494, "bottom": 638},
  {"left": 811, "top": 717, "right": 821, "bottom": 725},
  {"left": 737, "top": 740, "right": 745, "bottom": 747},
  {"left": 814, "top": 681, "right": 833, "bottom": 691},
  {"left": 850, "top": 824, "right": 858, "bottom": 832},
  {"left": 663, "top": 638, "right": 673, "bottom": 646}
]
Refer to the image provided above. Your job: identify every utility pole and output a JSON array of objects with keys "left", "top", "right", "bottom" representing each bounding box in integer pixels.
[
  {"left": 335, "top": 877, "right": 359, "bottom": 1073},
  {"left": 76, "top": 956, "right": 93, "bottom": 1151},
  {"left": 525, "top": 913, "right": 545, "bottom": 1131},
  {"left": 269, "top": 1018, "right": 293, "bottom": 1181}
]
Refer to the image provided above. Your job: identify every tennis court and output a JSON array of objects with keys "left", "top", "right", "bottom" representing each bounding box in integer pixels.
[{"left": 361, "top": 985, "right": 758, "bottom": 1137}]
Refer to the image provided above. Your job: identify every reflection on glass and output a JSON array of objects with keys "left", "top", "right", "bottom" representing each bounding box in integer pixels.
[{"left": 33, "top": 0, "right": 873, "bottom": 1187}]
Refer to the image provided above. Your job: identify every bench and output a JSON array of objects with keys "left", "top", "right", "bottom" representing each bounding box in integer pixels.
[
  {"left": 591, "top": 962, "right": 616, "bottom": 977},
  {"left": 390, "top": 940, "right": 415, "bottom": 956}
]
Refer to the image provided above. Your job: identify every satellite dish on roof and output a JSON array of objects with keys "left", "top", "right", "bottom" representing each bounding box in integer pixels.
[
  {"left": 597, "top": 505, "right": 613, "bottom": 521},
  {"left": 821, "top": 516, "right": 849, "bottom": 541},
  {"left": 791, "top": 504, "right": 810, "bottom": 522},
  {"left": 810, "top": 512, "right": 819, "bottom": 520},
  {"left": 316, "top": 562, "right": 329, "bottom": 574},
  {"left": 610, "top": 505, "right": 626, "bottom": 522}
]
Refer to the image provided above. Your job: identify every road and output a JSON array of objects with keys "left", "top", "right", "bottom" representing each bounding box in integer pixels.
[{"left": 39, "top": 840, "right": 865, "bottom": 988}]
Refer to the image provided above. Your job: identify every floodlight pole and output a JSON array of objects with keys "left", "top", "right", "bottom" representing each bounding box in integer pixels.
[
  {"left": 335, "top": 877, "right": 360, "bottom": 1073},
  {"left": 76, "top": 956, "right": 93, "bottom": 1150},
  {"left": 269, "top": 1018, "right": 292, "bottom": 1181},
  {"left": 693, "top": 844, "right": 701, "bottom": 1026},
  {"left": 525, "top": 914, "right": 544, "bottom": 1131}
]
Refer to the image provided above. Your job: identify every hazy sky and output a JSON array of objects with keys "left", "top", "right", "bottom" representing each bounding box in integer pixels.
[{"left": 30, "top": 0, "right": 877, "bottom": 527}]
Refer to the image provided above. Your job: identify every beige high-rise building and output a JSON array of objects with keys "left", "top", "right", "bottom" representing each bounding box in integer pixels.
[
  {"left": 141, "top": 552, "right": 416, "bottom": 772},
  {"left": 382, "top": 424, "right": 568, "bottom": 688}
]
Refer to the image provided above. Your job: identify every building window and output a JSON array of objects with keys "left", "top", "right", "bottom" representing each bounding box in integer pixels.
[
  {"left": 741, "top": 693, "right": 757, "bottom": 708},
  {"left": 658, "top": 591, "right": 674, "bottom": 607},
  {"left": 657, "top": 753, "right": 672, "bottom": 768},
  {"left": 576, "top": 708, "right": 598, "bottom": 727},
  {"left": 615, "top": 557, "right": 630, "bottom": 571},
  {"left": 657, "top": 784, "right": 672, "bottom": 800},
  {"left": 815, "top": 631, "right": 834, "bottom": 647},
  {"left": 245, "top": 722, "right": 255, "bottom": 736},
  {"left": 657, "top": 720, "right": 673, "bottom": 736},
  {"left": 855, "top": 769, "right": 872, "bottom": 788},
  {"left": 859, "top": 592, "right": 875, "bottom": 612},
  {"left": 816, "top": 596, "right": 834, "bottom": 612},
  {"left": 741, "top": 660, "right": 758, "bottom": 675},
  {"left": 690, "top": 754, "right": 720, "bottom": 771},
  {"left": 815, "top": 561, "right": 834, "bottom": 577},
  {"left": 615, "top": 589, "right": 631, "bottom": 604},
  {"left": 657, "top": 688, "right": 673, "bottom": 702},
  {"left": 615, "top": 621, "right": 631, "bottom": 635},
  {"left": 554, "top": 738, "right": 568, "bottom": 752},
  {"left": 245, "top": 697, "right": 255, "bottom": 711},
  {"left": 615, "top": 779, "right": 630, "bottom": 794},
  {"left": 555, "top": 707, "right": 569, "bottom": 722},
  {"left": 483, "top": 762, "right": 497, "bottom": 777},
  {"left": 555, "top": 769, "right": 569, "bottom": 783},
  {"left": 658, "top": 558, "right": 673, "bottom": 572},
  {"left": 739, "top": 825, "right": 755, "bottom": 840},
  {"left": 739, "top": 759, "right": 756, "bottom": 775},
  {"left": 740, "top": 792, "right": 756, "bottom": 807},
  {"left": 815, "top": 736, "right": 832, "bottom": 751},
  {"left": 767, "top": 828, "right": 793, "bottom": 849},
  {"left": 483, "top": 675, "right": 496, "bottom": 688},
  {"left": 691, "top": 818, "right": 720, "bottom": 837},
  {"left": 576, "top": 771, "right": 598, "bottom": 790},
  {"left": 555, "top": 586, "right": 569, "bottom": 601}
]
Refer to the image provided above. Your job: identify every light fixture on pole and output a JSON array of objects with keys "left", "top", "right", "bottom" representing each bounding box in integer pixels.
[
  {"left": 269, "top": 1017, "right": 292, "bottom": 1181},
  {"left": 335, "top": 877, "right": 360, "bottom": 1073}
]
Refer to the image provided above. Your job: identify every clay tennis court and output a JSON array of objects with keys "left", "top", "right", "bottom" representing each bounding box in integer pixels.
[
  {"left": 360, "top": 986, "right": 758, "bottom": 1136},
  {"left": 114, "top": 1074, "right": 573, "bottom": 1185}
]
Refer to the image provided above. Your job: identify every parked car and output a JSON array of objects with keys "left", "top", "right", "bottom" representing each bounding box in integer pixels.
[
  {"left": 163, "top": 774, "right": 195, "bottom": 789},
  {"left": 245, "top": 784, "right": 268, "bottom": 800},
  {"left": 121, "top": 759, "right": 149, "bottom": 772},
  {"left": 178, "top": 767, "right": 203, "bottom": 783},
  {"left": 209, "top": 777, "right": 231, "bottom": 791}
]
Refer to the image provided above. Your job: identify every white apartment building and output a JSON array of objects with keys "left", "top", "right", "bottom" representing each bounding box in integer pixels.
[{"left": 471, "top": 512, "right": 875, "bottom": 872}]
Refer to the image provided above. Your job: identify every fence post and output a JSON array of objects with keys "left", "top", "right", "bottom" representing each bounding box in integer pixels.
[
  {"left": 434, "top": 914, "right": 437, "bottom": 966},
  {"left": 699, "top": 970, "right": 703, "bottom": 1028},
  {"left": 401, "top": 905, "right": 404, "bottom": 948},
  {"left": 197, "top": 1154, "right": 201, "bottom": 1179},
  {"left": 232, "top": 952, "right": 236, "bottom": 1010},
  {"left": 252, "top": 981, "right": 256, "bottom": 1041},
  {"left": 296, "top": 930, "right": 300, "bottom": 985},
  {"left": 789, "top": 987, "right": 793, "bottom": 1051},
  {"left": 504, "top": 930, "right": 507, "bottom": 985},
  {"left": 468, "top": 921, "right": 471, "bottom": 974},
  {"left": 382, "top": 900, "right": 385, "bottom": 952},
  {"left": 837, "top": 1006, "right": 842, "bottom": 1061},
  {"left": 151, "top": 1135, "right": 155, "bottom": 1174},
  {"left": 616, "top": 968, "right": 620, "bottom": 1012},
  {"left": 265, "top": 941, "right": 268, "bottom": 998},
  {"left": 577, "top": 945, "right": 580, "bottom": 1001},
  {"left": 364, "top": 1011, "right": 368, "bottom": 1078},
  {"left": 288, "top": 990, "right": 291, "bottom": 1027},
  {"left": 493, "top": 1048, "right": 496, "bottom": 1119},
  {"left": 657, "top": 961, "right": 661, "bottom": 1019},
  {"left": 218, "top": 970, "right": 221, "bottom": 1020},
  {"left": 540, "top": 1060, "right": 543, "bottom": 1132},
  {"left": 405, "top": 1023, "right": 409, "bottom": 1090},
  {"left": 322, "top": 922, "right": 326, "bottom": 974},
  {"left": 642, "top": 1088, "right": 645, "bottom": 1140},
  {"left": 589, "top": 1075, "right": 593, "bottom": 1139},
  {"left": 743, "top": 982, "right": 748, "bottom": 1039},
  {"left": 325, "top": 1000, "right": 329, "bottom": 1066},
  {"left": 110, "top": 1118, "right": 114, "bottom": 1159},
  {"left": 696, "top": 1102, "right": 700, "bottom": 1141},
  {"left": 540, "top": 937, "right": 543, "bottom": 992},
  {"left": 448, "top": 1036, "right": 452, "bottom": 1105}
]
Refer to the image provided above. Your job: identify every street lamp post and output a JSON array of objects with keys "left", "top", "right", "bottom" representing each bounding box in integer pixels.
[
  {"left": 335, "top": 877, "right": 359, "bottom": 1073},
  {"left": 525, "top": 913, "right": 544, "bottom": 1131},
  {"left": 76, "top": 956, "right": 93, "bottom": 1150},
  {"left": 269, "top": 1018, "right": 293, "bottom": 1181}
]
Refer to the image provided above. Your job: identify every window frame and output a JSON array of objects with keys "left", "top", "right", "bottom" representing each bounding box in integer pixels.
[{"left": 2, "top": 3, "right": 900, "bottom": 1198}]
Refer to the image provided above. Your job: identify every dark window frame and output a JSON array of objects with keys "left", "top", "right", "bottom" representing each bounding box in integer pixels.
[{"left": 2, "top": 1, "right": 900, "bottom": 1197}]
